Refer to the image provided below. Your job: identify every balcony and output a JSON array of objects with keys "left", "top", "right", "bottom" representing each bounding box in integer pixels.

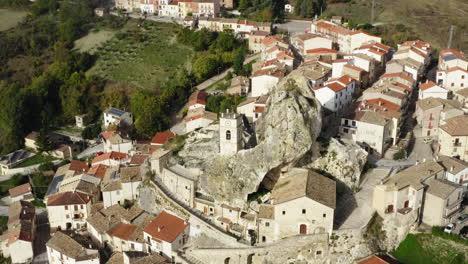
[{"left": 453, "top": 142, "right": 462, "bottom": 147}]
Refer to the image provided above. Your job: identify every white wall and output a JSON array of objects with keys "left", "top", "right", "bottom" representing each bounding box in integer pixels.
[
  {"left": 10, "top": 240, "right": 34, "bottom": 264},
  {"left": 251, "top": 75, "right": 279, "bottom": 97}
]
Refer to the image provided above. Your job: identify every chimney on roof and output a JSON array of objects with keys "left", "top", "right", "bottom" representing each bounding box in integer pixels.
[{"left": 451, "top": 166, "right": 454, "bottom": 172}]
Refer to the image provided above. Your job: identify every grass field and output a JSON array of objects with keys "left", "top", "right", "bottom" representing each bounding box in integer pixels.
[
  {"left": 74, "top": 30, "right": 115, "bottom": 54},
  {"left": 87, "top": 20, "right": 194, "bottom": 90},
  {"left": 392, "top": 234, "right": 467, "bottom": 264},
  {"left": 14, "top": 153, "right": 56, "bottom": 168},
  {"left": 0, "top": 9, "right": 28, "bottom": 32},
  {"left": 323, "top": 0, "right": 468, "bottom": 53}
]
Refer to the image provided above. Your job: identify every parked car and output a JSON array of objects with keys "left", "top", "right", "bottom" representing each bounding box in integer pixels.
[
  {"left": 444, "top": 223, "right": 456, "bottom": 233},
  {"left": 457, "top": 214, "right": 468, "bottom": 224},
  {"left": 459, "top": 226, "right": 468, "bottom": 239}
]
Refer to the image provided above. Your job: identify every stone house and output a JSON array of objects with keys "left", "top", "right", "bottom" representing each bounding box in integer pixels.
[
  {"left": 236, "top": 96, "right": 268, "bottom": 123},
  {"left": 8, "top": 183, "right": 34, "bottom": 202},
  {"left": 101, "top": 166, "right": 142, "bottom": 208},
  {"left": 158, "top": 164, "right": 197, "bottom": 207},
  {"left": 0, "top": 201, "right": 36, "bottom": 264},
  {"left": 438, "top": 115, "right": 468, "bottom": 161},
  {"left": 248, "top": 31, "right": 270, "bottom": 53},
  {"left": 103, "top": 108, "right": 133, "bottom": 129},
  {"left": 106, "top": 214, "right": 152, "bottom": 253},
  {"left": 46, "top": 191, "right": 92, "bottom": 231},
  {"left": 193, "top": 193, "right": 216, "bottom": 216},
  {"left": 143, "top": 210, "right": 189, "bottom": 259},
  {"left": 418, "top": 81, "right": 449, "bottom": 99},
  {"left": 257, "top": 168, "right": 336, "bottom": 243},
  {"left": 184, "top": 108, "right": 217, "bottom": 133},
  {"left": 46, "top": 231, "right": 99, "bottom": 264},
  {"left": 150, "top": 149, "right": 172, "bottom": 175},
  {"left": 227, "top": 76, "right": 250, "bottom": 95},
  {"left": 415, "top": 98, "right": 463, "bottom": 138},
  {"left": 101, "top": 131, "right": 134, "bottom": 155},
  {"left": 422, "top": 179, "right": 463, "bottom": 226}
]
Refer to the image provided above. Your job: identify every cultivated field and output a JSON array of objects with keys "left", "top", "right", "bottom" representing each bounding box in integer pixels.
[
  {"left": 0, "top": 9, "right": 28, "bottom": 32},
  {"left": 87, "top": 20, "right": 193, "bottom": 90},
  {"left": 74, "top": 30, "right": 115, "bottom": 54},
  {"left": 324, "top": 0, "right": 468, "bottom": 53}
]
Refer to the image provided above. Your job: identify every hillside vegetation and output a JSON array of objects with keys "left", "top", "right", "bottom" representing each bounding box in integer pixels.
[{"left": 323, "top": 0, "right": 468, "bottom": 53}]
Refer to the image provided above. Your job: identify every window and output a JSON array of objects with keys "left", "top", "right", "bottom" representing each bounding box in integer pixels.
[
  {"left": 316, "top": 250, "right": 322, "bottom": 256},
  {"left": 65, "top": 206, "right": 68, "bottom": 210},
  {"left": 462, "top": 75, "right": 465, "bottom": 79},
  {"left": 452, "top": 83, "right": 455, "bottom": 87},
  {"left": 343, "top": 128, "right": 349, "bottom": 133},
  {"left": 210, "top": 208, "right": 213, "bottom": 212},
  {"left": 74, "top": 205, "right": 78, "bottom": 210},
  {"left": 226, "top": 130, "right": 231, "bottom": 140},
  {"left": 265, "top": 222, "right": 270, "bottom": 227},
  {"left": 66, "top": 214, "right": 69, "bottom": 219},
  {"left": 352, "top": 121, "right": 356, "bottom": 126},
  {"left": 80, "top": 205, "right": 83, "bottom": 209},
  {"left": 282, "top": 210, "right": 286, "bottom": 215},
  {"left": 302, "top": 209, "right": 306, "bottom": 214},
  {"left": 323, "top": 213, "right": 326, "bottom": 218}
]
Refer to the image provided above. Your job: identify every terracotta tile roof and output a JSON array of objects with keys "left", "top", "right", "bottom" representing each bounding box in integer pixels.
[
  {"left": 440, "top": 49, "right": 465, "bottom": 59},
  {"left": 69, "top": 160, "right": 89, "bottom": 174},
  {"left": 144, "top": 211, "right": 188, "bottom": 243},
  {"left": 9, "top": 183, "right": 32, "bottom": 198},
  {"left": 306, "top": 48, "right": 337, "bottom": 54},
  {"left": 336, "top": 75, "right": 356, "bottom": 85},
  {"left": 381, "top": 72, "right": 415, "bottom": 84},
  {"left": 419, "top": 81, "right": 438, "bottom": 91},
  {"left": 361, "top": 98, "right": 401, "bottom": 112},
  {"left": 261, "top": 36, "right": 286, "bottom": 47},
  {"left": 253, "top": 106, "right": 265, "bottom": 113},
  {"left": 368, "top": 49, "right": 385, "bottom": 56},
  {"left": 151, "top": 132, "right": 176, "bottom": 145},
  {"left": 107, "top": 223, "right": 138, "bottom": 240},
  {"left": 130, "top": 154, "right": 149, "bottom": 166},
  {"left": 87, "top": 164, "right": 108, "bottom": 179},
  {"left": 326, "top": 82, "right": 346, "bottom": 92},
  {"left": 46, "top": 232, "right": 99, "bottom": 261},
  {"left": 332, "top": 59, "right": 349, "bottom": 63},
  {"left": 101, "top": 130, "right": 116, "bottom": 141},
  {"left": 47, "top": 191, "right": 91, "bottom": 206},
  {"left": 188, "top": 90, "right": 208, "bottom": 106},
  {"left": 357, "top": 255, "right": 398, "bottom": 264},
  {"left": 440, "top": 115, "right": 468, "bottom": 136},
  {"left": 92, "top": 152, "right": 128, "bottom": 165}
]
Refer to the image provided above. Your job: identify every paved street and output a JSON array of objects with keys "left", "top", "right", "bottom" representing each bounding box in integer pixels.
[
  {"left": 32, "top": 210, "right": 50, "bottom": 264},
  {"left": 77, "top": 143, "right": 104, "bottom": 159},
  {"left": 274, "top": 19, "right": 311, "bottom": 34},
  {"left": 335, "top": 168, "right": 391, "bottom": 229},
  {"left": 407, "top": 126, "right": 435, "bottom": 163}
]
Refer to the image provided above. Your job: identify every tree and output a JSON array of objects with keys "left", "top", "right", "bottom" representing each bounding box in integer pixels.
[
  {"left": 239, "top": 0, "right": 250, "bottom": 10},
  {"left": 233, "top": 48, "right": 246, "bottom": 75},
  {"left": 36, "top": 127, "right": 52, "bottom": 153},
  {"left": 192, "top": 55, "right": 220, "bottom": 82}
]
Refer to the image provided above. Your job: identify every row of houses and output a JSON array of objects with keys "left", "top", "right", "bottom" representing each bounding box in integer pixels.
[{"left": 115, "top": 0, "right": 223, "bottom": 17}]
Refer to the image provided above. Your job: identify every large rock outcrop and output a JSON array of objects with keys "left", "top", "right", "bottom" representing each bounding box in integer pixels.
[
  {"left": 307, "top": 138, "right": 368, "bottom": 190},
  {"left": 179, "top": 68, "right": 323, "bottom": 207}
]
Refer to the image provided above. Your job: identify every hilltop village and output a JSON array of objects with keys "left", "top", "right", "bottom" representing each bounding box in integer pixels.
[{"left": 0, "top": 1, "right": 467, "bottom": 264}]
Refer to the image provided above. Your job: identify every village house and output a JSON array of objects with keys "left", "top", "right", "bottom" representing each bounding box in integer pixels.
[
  {"left": 227, "top": 76, "right": 250, "bottom": 95},
  {"left": 302, "top": 61, "right": 332, "bottom": 88},
  {"left": 290, "top": 33, "right": 333, "bottom": 57},
  {"left": 220, "top": 0, "right": 233, "bottom": 8},
  {"left": 143, "top": 210, "right": 189, "bottom": 259},
  {"left": 353, "top": 42, "right": 392, "bottom": 65},
  {"left": 418, "top": 80, "right": 449, "bottom": 99},
  {"left": 236, "top": 96, "right": 268, "bottom": 123},
  {"left": 184, "top": 107, "right": 217, "bottom": 133},
  {"left": 340, "top": 101, "right": 400, "bottom": 156},
  {"left": 0, "top": 201, "right": 36, "bottom": 264},
  {"left": 46, "top": 191, "right": 92, "bottom": 231},
  {"left": 115, "top": 0, "right": 140, "bottom": 11},
  {"left": 8, "top": 183, "right": 34, "bottom": 202},
  {"left": 102, "top": 131, "right": 134, "bottom": 155},
  {"left": 312, "top": 75, "right": 357, "bottom": 115},
  {"left": 101, "top": 166, "right": 143, "bottom": 208},
  {"left": 94, "top": 7, "right": 109, "bottom": 17},
  {"left": 86, "top": 203, "right": 145, "bottom": 246},
  {"left": 342, "top": 63, "right": 368, "bottom": 86},
  {"left": 331, "top": 59, "right": 349, "bottom": 78},
  {"left": 380, "top": 72, "right": 417, "bottom": 88},
  {"left": 140, "top": 0, "right": 158, "bottom": 14},
  {"left": 373, "top": 159, "right": 464, "bottom": 226},
  {"left": 46, "top": 231, "right": 99, "bottom": 264},
  {"left": 106, "top": 213, "right": 153, "bottom": 253},
  {"left": 52, "top": 172, "right": 101, "bottom": 202},
  {"left": 305, "top": 48, "right": 338, "bottom": 62},
  {"left": 193, "top": 192, "right": 216, "bottom": 217},
  {"left": 103, "top": 108, "right": 134, "bottom": 129},
  {"left": 438, "top": 155, "right": 468, "bottom": 187},
  {"left": 310, "top": 19, "right": 382, "bottom": 54},
  {"left": 350, "top": 53, "right": 378, "bottom": 82},
  {"left": 92, "top": 151, "right": 130, "bottom": 166},
  {"left": 215, "top": 204, "right": 241, "bottom": 231},
  {"left": 438, "top": 115, "right": 468, "bottom": 162},
  {"left": 454, "top": 88, "right": 468, "bottom": 112},
  {"left": 150, "top": 148, "right": 172, "bottom": 175},
  {"left": 257, "top": 168, "right": 336, "bottom": 243},
  {"left": 106, "top": 251, "right": 170, "bottom": 264},
  {"left": 436, "top": 49, "right": 468, "bottom": 91},
  {"left": 87, "top": 164, "right": 109, "bottom": 180},
  {"left": 251, "top": 68, "right": 286, "bottom": 97},
  {"left": 0, "top": 149, "right": 34, "bottom": 176},
  {"left": 248, "top": 31, "right": 270, "bottom": 53},
  {"left": 415, "top": 98, "right": 463, "bottom": 138},
  {"left": 151, "top": 132, "right": 176, "bottom": 148},
  {"left": 158, "top": 164, "right": 198, "bottom": 207}
]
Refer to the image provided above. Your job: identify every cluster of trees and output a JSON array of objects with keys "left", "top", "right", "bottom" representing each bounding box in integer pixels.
[
  {"left": 293, "top": 0, "right": 326, "bottom": 18},
  {"left": 238, "top": 0, "right": 286, "bottom": 21},
  {"left": 206, "top": 94, "right": 245, "bottom": 114}
]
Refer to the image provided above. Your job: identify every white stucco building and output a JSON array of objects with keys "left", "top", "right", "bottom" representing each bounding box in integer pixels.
[
  {"left": 46, "top": 191, "right": 92, "bottom": 231},
  {"left": 103, "top": 108, "right": 133, "bottom": 129},
  {"left": 46, "top": 232, "right": 99, "bottom": 264}
]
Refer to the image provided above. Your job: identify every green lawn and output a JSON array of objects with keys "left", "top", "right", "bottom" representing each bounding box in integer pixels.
[
  {"left": 392, "top": 234, "right": 467, "bottom": 264},
  {"left": 74, "top": 29, "right": 115, "bottom": 54},
  {"left": 14, "top": 153, "right": 56, "bottom": 168},
  {"left": 87, "top": 20, "right": 194, "bottom": 90},
  {"left": 0, "top": 9, "right": 28, "bottom": 32}
]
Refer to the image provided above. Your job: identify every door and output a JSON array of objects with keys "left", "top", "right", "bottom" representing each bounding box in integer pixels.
[
  {"left": 387, "top": 204, "right": 394, "bottom": 213},
  {"left": 404, "top": 200, "right": 409, "bottom": 208},
  {"left": 299, "top": 224, "right": 307, "bottom": 234},
  {"left": 204, "top": 206, "right": 208, "bottom": 214}
]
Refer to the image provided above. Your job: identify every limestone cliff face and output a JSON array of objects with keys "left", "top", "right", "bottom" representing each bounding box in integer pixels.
[{"left": 307, "top": 138, "right": 368, "bottom": 190}]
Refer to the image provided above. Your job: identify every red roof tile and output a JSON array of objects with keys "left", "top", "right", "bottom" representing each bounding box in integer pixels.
[
  {"left": 419, "top": 81, "right": 438, "bottom": 91},
  {"left": 69, "top": 160, "right": 89, "bottom": 174},
  {"left": 336, "top": 75, "right": 356, "bottom": 85},
  {"left": 101, "top": 131, "right": 116, "bottom": 141},
  {"left": 8, "top": 183, "right": 32, "bottom": 198},
  {"left": 47, "top": 192, "right": 91, "bottom": 206},
  {"left": 130, "top": 154, "right": 149, "bottom": 165},
  {"left": 381, "top": 72, "right": 415, "bottom": 84},
  {"left": 144, "top": 211, "right": 188, "bottom": 243},
  {"left": 344, "top": 64, "right": 367, "bottom": 72},
  {"left": 87, "top": 164, "right": 108, "bottom": 179},
  {"left": 92, "top": 152, "right": 128, "bottom": 165},
  {"left": 306, "top": 48, "right": 337, "bottom": 54},
  {"left": 151, "top": 132, "right": 176, "bottom": 145},
  {"left": 107, "top": 223, "right": 138, "bottom": 240},
  {"left": 188, "top": 91, "right": 208, "bottom": 106}
]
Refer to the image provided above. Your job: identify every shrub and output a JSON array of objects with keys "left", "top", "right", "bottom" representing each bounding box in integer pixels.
[{"left": 393, "top": 149, "right": 406, "bottom": 160}]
